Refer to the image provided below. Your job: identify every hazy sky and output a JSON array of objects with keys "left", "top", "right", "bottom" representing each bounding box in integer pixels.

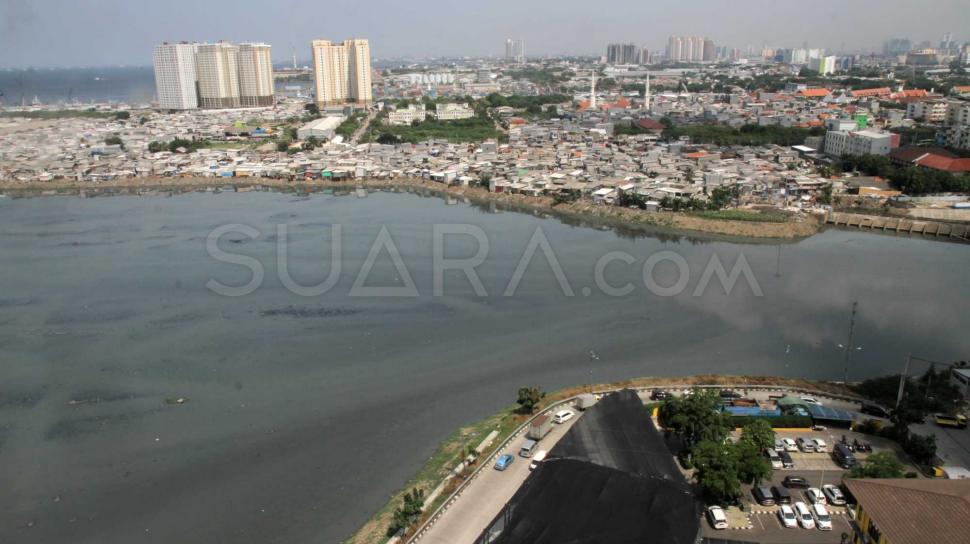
[{"left": 2, "top": 0, "right": 968, "bottom": 68}]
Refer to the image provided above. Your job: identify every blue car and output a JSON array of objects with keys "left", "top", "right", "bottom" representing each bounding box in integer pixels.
[{"left": 494, "top": 454, "right": 514, "bottom": 471}]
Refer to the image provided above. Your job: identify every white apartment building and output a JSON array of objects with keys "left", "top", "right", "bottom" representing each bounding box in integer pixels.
[
  {"left": 196, "top": 42, "right": 241, "bottom": 109},
  {"left": 312, "top": 38, "right": 373, "bottom": 107},
  {"left": 238, "top": 43, "right": 275, "bottom": 107},
  {"left": 435, "top": 103, "right": 475, "bottom": 121},
  {"left": 906, "top": 100, "right": 948, "bottom": 123},
  {"left": 938, "top": 99, "right": 970, "bottom": 150},
  {"left": 825, "top": 129, "right": 893, "bottom": 157},
  {"left": 153, "top": 43, "right": 198, "bottom": 110},
  {"left": 818, "top": 55, "right": 837, "bottom": 75},
  {"left": 388, "top": 104, "right": 427, "bottom": 126},
  {"left": 666, "top": 36, "right": 706, "bottom": 62}
]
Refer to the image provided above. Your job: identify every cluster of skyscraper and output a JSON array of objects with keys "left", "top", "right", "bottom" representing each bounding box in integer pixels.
[
  {"left": 153, "top": 41, "right": 274, "bottom": 110},
  {"left": 310, "top": 39, "right": 373, "bottom": 107},
  {"left": 505, "top": 39, "right": 525, "bottom": 63},
  {"left": 665, "top": 36, "right": 717, "bottom": 62},
  {"left": 605, "top": 43, "right": 650, "bottom": 65}
]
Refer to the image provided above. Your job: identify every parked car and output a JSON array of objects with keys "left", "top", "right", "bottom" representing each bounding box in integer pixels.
[
  {"left": 753, "top": 486, "right": 776, "bottom": 506},
  {"left": 821, "top": 484, "right": 846, "bottom": 506},
  {"left": 781, "top": 438, "right": 798, "bottom": 452},
  {"left": 805, "top": 488, "right": 826, "bottom": 505},
  {"left": 833, "top": 442, "right": 857, "bottom": 469},
  {"left": 796, "top": 437, "right": 816, "bottom": 453},
  {"left": 529, "top": 450, "right": 547, "bottom": 470},
  {"left": 794, "top": 501, "right": 816, "bottom": 529},
  {"left": 779, "top": 450, "right": 794, "bottom": 468},
  {"left": 777, "top": 504, "right": 798, "bottom": 528},
  {"left": 650, "top": 389, "right": 670, "bottom": 401},
  {"left": 772, "top": 486, "right": 792, "bottom": 505},
  {"left": 860, "top": 402, "right": 891, "bottom": 418},
  {"left": 706, "top": 506, "right": 728, "bottom": 530},
  {"left": 783, "top": 476, "right": 810, "bottom": 489},
  {"left": 553, "top": 409, "right": 575, "bottom": 424},
  {"left": 813, "top": 438, "right": 828, "bottom": 453},
  {"left": 766, "top": 449, "right": 783, "bottom": 469},
  {"left": 812, "top": 503, "right": 833, "bottom": 531},
  {"left": 773, "top": 439, "right": 785, "bottom": 452},
  {"left": 494, "top": 454, "right": 514, "bottom": 471},
  {"left": 801, "top": 396, "right": 822, "bottom": 406}
]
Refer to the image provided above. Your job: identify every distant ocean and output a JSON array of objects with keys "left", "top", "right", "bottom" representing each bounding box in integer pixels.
[{"left": 0, "top": 66, "right": 157, "bottom": 106}]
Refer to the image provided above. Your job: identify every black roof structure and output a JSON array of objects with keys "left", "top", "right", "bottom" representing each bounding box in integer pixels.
[{"left": 477, "top": 389, "right": 702, "bottom": 544}]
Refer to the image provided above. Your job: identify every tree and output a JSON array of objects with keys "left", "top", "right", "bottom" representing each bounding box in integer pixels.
[
  {"left": 104, "top": 135, "right": 123, "bottom": 147},
  {"left": 735, "top": 441, "right": 772, "bottom": 485},
  {"left": 660, "top": 389, "right": 731, "bottom": 449},
  {"left": 387, "top": 487, "right": 425, "bottom": 536},
  {"left": 692, "top": 440, "right": 742, "bottom": 504},
  {"left": 303, "top": 136, "right": 320, "bottom": 150},
  {"left": 850, "top": 451, "right": 906, "bottom": 479},
  {"left": 477, "top": 172, "right": 492, "bottom": 190},
  {"left": 113, "top": 111, "right": 130, "bottom": 120},
  {"left": 516, "top": 386, "right": 545, "bottom": 414},
  {"left": 304, "top": 103, "right": 319, "bottom": 116},
  {"left": 903, "top": 432, "right": 937, "bottom": 466},
  {"left": 276, "top": 140, "right": 290, "bottom": 152},
  {"left": 739, "top": 419, "right": 775, "bottom": 452}
]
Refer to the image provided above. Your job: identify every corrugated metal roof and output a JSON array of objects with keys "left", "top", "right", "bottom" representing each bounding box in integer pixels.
[{"left": 844, "top": 478, "right": 970, "bottom": 544}]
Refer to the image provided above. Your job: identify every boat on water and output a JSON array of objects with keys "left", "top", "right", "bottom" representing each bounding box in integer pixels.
[{"left": 356, "top": 188, "right": 368, "bottom": 198}]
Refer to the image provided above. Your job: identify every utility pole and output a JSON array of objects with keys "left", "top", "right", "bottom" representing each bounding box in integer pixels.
[
  {"left": 842, "top": 301, "right": 858, "bottom": 385},
  {"left": 896, "top": 354, "right": 911, "bottom": 410}
]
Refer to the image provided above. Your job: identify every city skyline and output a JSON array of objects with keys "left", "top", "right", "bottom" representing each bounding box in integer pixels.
[{"left": 3, "top": 0, "right": 970, "bottom": 68}]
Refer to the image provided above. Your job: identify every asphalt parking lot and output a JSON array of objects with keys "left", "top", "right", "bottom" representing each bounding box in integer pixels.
[{"left": 700, "top": 470, "right": 855, "bottom": 543}]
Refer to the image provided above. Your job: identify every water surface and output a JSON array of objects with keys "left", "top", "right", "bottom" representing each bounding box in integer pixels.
[{"left": 0, "top": 191, "right": 967, "bottom": 543}]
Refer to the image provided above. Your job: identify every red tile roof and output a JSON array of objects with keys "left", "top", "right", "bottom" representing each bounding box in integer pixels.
[
  {"left": 914, "top": 154, "right": 970, "bottom": 173},
  {"left": 797, "top": 88, "right": 831, "bottom": 98},
  {"left": 636, "top": 118, "right": 665, "bottom": 131},
  {"left": 850, "top": 87, "right": 892, "bottom": 98}
]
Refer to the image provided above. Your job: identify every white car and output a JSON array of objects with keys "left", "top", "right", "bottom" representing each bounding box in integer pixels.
[
  {"left": 813, "top": 438, "right": 827, "bottom": 452},
  {"left": 782, "top": 437, "right": 798, "bottom": 452},
  {"left": 822, "top": 484, "right": 846, "bottom": 506},
  {"left": 773, "top": 439, "right": 785, "bottom": 452},
  {"left": 706, "top": 505, "right": 728, "bottom": 530},
  {"left": 794, "top": 501, "right": 816, "bottom": 529},
  {"left": 777, "top": 504, "right": 798, "bottom": 529},
  {"left": 765, "top": 449, "right": 783, "bottom": 469},
  {"left": 553, "top": 409, "right": 574, "bottom": 424},
  {"left": 529, "top": 450, "right": 547, "bottom": 470},
  {"left": 806, "top": 488, "right": 826, "bottom": 505},
  {"left": 801, "top": 397, "right": 822, "bottom": 405},
  {"left": 812, "top": 503, "right": 833, "bottom": 531}
]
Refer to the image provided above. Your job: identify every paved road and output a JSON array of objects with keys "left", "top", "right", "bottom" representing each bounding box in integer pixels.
[
  {"left": 912, "top": 420, "right": 970, "bottom": 468},
  {"left": 350, "top": 109, "right": 377, "bottom": 144},
  {"left": 418, "top": 406, "right": 583, "bottom": 544}
]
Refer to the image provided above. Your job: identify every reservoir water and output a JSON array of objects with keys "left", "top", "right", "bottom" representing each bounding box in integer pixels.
[{"left": 1, "top": 191, "right": 967, "bottom": 543}]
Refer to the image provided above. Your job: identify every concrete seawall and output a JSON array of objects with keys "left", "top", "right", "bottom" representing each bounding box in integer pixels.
[{"left": 826, "top": 212, "right": 970, "bottom": 242}]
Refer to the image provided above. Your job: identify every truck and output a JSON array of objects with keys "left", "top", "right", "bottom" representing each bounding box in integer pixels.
[
  {"left": 576, "top": 394, "right": 597, "bottom": 410},
  {"left": 527, "top": 414, "right": 552, "bottom": 441}
]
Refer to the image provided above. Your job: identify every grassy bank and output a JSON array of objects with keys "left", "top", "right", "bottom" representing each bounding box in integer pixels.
[
  {"left": 0, "top": 176, "right": 820, "bottom": 241},
  {"left": 345, "top": 375, "right": 857, "bottom": 543},
  {"left": 688, "top": 209, "right": 789, "bottom": 223}
]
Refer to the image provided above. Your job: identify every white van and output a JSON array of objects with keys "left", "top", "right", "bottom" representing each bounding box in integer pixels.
[
  {"left": 706, "top": 506, "right": 728, "bottom": 530},
  {"left": 529, "top": 450, "right": 548, "bottom": 470},
  {"left": 553, "top": 410, "right": 574, "bottom": 424},
  {"left": 519, "top": 438, "right": 539, "bottom": 458},
  {"left": 812, "top": 503, "right": 833, "bottom": 530}
]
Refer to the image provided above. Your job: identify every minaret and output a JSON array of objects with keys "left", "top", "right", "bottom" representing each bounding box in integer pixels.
[
  {"left": 644, "top": 72, "right": 651, "bottom": 111},
  {"left": 590, "top": 70, "right": 597, "bottom": 110}
]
